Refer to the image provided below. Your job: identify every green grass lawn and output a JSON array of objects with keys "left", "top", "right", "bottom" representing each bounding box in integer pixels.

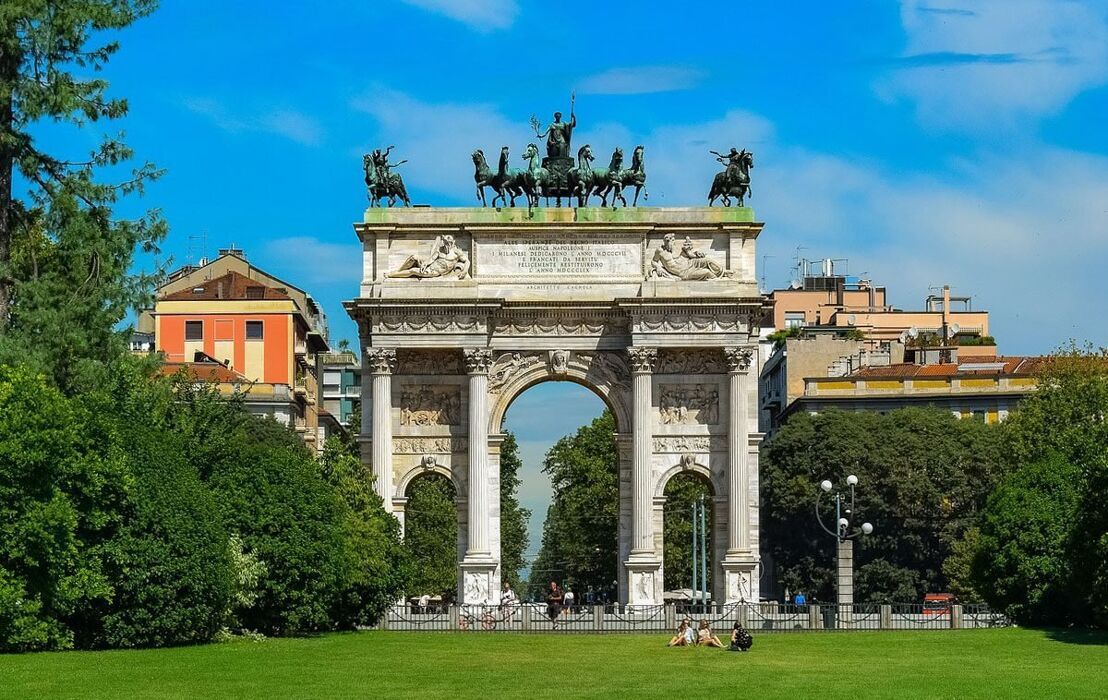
[{"left": 1, "top": 628, "right": 1105, "bottom": 699}]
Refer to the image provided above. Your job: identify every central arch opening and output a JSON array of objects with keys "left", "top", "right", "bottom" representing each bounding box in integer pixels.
[{"left": 501, "top": 381, "right": 612, "bottom": 603}]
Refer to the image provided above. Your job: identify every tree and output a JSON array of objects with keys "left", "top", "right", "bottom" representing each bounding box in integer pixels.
[
  {"left": 0, "top": 366, "right": 120, "bottom": 651},
  {"left": 1, "top": 2, "right": 165, "bottom": 375},
  {"left": 761, "top": 408, "right": 1006, "bottom": 603},
  {"left": 499, "top": 432, "right": 530, "bottom": 590},
  {"left": 972, "top": 454, "right": 1082, "bottom": 626},
  {"left": 528, "top": 411, "right": 619, "bottom": 599},
  {"left": 403, "top": 474, "right": 458, "bottom": 599},
  {"left": 980, "top": 343, "right": 1108, "bottom": 627},
  {"left": 662, "top": 473, "right": 712, "bottom": 592},
  {"left": 319, "top": 439, "right": 411, "bottom": 627}
]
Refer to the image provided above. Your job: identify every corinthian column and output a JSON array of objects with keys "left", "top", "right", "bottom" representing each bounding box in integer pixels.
[
  {"left": 366, "top": 348, "right": 397, "bottom": 503},
  {"left": 463, "top": 348, "right": 493, "bottom": 558},
  {"left": 724, "top": 346, "right": 754, "bottom": 553},
  {"left": 627, "top": 347, "right": 658, "bottom": 556}
]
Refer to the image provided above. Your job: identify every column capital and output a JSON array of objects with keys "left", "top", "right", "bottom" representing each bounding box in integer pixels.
[
  {"left": 463, "top": 348, "right": 493, "bottom": 374},
  {"left": 723, "top": 346, "right": 755, "bottom": 373},
  {"left": 627, "top": 347, "right": 658, "bottom": 374},
  {"left": 365, "top": 348, "right": 397, "bottom": 375}
]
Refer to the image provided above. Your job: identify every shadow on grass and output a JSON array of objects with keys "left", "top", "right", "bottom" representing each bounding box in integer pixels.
[{"left": 1043, "top": 628, "right": 1108, "bottom": 645}]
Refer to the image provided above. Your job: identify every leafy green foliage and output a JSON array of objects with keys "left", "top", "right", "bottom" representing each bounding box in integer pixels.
[
  {"left": 969, "top": 343, "right": 1108, "bottom": 627},
  {"left": 0, "top": 366, "right": 121, "bottom": 651},
  {"left": 1, "top": 1, "right": 166, "bottom": 386},
  {"left": 499, "top": 432, "right": 530, "bottom": 590},
  {"left": 528, "top": 411, "right": 619, "bottom": 598},
  {"left": 319, "top": 439, "right": 411, "bottom": 628},
  {"left": 662, "top": 473, "right": 712, "bottom": 592},
  {"left": 761, "top": 407, "right": 1005, "bottom": 603},
  {"left": 972, "top": 454, "right": 1082, "bottom": 626},
  {"left": 403, "top": 475, "right": 458, "bottom": 599}
]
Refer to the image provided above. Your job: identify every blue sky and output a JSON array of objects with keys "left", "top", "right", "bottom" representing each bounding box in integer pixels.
[{"left": 47, "top": 0, "right": 1108, "bottom": 555}]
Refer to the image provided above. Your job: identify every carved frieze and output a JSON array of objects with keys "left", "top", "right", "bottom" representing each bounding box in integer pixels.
[
  {"left": 656, "top": 349, "right": 725, "bottom": 375},
  {"left": 634, "top": 313, "right": 744, "bottom": 334},
  {"left": 652, "top": 435, "right": 727, "bottom": 453},
  {"left": 581, "top": 351, "right": 631, "bottom": 393},
  {"left": 394, "top": 437, "right": 468, "bottom": 454},
  {"left": 399, "top": 385, "right": 462, "bottom": 426},
  {"left": 375, "top": 315, "right": 483, "bottom": 333},
  {"left": 658, "top": 384, "right": 720, "bottom": 425},
  {"left": 491, "top": 315, "right": 630, "bottom": 336},
  {"left": 397, "top": 350, "right": 462, "bottom": 375}
]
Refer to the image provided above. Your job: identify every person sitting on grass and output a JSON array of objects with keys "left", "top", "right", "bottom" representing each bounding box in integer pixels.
[
  {"left": 729, "top": 622, "right": 753, "bottom": 652},
  {"left": 667, "top": 618, "right": 693, "bottom": 647},
  {"left": 697, "top": 620, "right": 725, "bottom": 648}
]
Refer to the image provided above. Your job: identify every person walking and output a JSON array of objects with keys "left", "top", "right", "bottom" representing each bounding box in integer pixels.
[{"left": 564, "top": 588, "right": 575, "bottom": 613}]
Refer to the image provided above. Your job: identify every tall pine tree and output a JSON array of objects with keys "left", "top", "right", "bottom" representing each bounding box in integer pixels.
[{"left": 0, "top": 1, "right": 165, "bottom": 391}]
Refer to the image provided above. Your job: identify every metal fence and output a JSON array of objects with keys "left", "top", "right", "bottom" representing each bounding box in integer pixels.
[{"left": 378, "top": 602, "right": 1007, "bottom": 633}]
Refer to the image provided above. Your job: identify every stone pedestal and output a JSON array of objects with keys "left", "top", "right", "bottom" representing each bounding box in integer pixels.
[{"left": 721, "top": 559, "right": 758, "bottom": 604}]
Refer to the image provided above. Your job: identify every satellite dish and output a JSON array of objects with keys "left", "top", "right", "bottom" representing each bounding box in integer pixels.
[
  {"left": 847, "top": 314, "right": 857, "bottom": 326},
  {"left": 908, "top": 326, "right": 919, "bottom": 339},
  {"left": 949, "top": 323, "right": 961, "bottom": 335}
]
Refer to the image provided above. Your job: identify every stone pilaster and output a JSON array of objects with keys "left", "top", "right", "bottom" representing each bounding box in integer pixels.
[{"left": 366, "top": 348, "right": 397, "bottom": 504}]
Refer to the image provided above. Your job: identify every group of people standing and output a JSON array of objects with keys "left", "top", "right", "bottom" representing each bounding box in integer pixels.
[{"left": 667, "top": 618, "right": 753, "bottom": 652}]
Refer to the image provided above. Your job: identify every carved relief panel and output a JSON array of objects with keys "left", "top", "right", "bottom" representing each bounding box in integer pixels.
[
  {"left": 399, "top": 385, "right": 462, "bottom": 426},
  {"left": 658, "top": 383, "right": 720, "bottom": 425}
]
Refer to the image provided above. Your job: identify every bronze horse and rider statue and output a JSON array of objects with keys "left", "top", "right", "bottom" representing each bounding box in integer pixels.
[
  {"left": 363, "top": 145, "right": 411, "bottom": 207},
  {"left": 707, "top": 147, "right": 753, "bottom": 207}
]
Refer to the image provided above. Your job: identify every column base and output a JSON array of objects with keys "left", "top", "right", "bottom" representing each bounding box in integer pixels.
[
  {"left": 721, "top": 556, "right": 760, "bottom": 604},
  {"left": 459, "top": 559, "right": 498, "bottom": 605},
  {"left": 624, "top": 556, "right": 662, "bottom": 607}
]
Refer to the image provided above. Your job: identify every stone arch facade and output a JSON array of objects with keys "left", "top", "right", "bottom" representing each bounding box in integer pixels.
[{"left": 345, "top": 207, "right": 764, "bottom": 606}]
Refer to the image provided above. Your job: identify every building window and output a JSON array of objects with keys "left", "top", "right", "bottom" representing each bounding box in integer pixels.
[
  {"left": 784, "top": 312, "right": 805, "bottom": 329},
  {"left": 185, "top": 320, "right": 203, "bottom": 341},
  {"left": 246, "top": 321, "right": 264, "bottom": 340},
  {"left": 245, "top": 286, "right": 265, "bottom": 299}
]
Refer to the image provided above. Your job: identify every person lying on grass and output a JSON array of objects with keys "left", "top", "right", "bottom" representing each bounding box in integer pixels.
[
  {"left": 729, "top": 622, "right": 753, "bottom": 652},
  {"left": 697, "top": 620, "right": 725, "bottom": 648}
]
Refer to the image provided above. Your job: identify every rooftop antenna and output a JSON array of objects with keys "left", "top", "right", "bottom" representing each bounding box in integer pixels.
[
  {"left": 760, "top": 254, "right": 775, "bottom": 293},
  {"left": 186, "top": 231, "right": 208, "bottom": 267}
]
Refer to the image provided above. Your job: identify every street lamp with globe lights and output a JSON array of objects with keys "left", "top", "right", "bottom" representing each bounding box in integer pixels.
[{"left": 815, "top": 475, "right": 874, "bottom": 618}]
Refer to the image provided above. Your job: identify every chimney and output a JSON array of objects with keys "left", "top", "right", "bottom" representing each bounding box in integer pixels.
[
  {"left": 942, "top": 285, "right": 951, "bottom": 328},
  {"left": 216, "top": 280, "right": 224, "bottom": 299}
]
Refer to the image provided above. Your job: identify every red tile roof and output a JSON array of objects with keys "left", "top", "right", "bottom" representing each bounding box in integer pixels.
[{"left": 850, "top": 356, "right": 1043, "bottom": 379}]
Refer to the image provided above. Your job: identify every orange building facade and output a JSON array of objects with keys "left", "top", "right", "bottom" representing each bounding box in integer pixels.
[{"left": 149, "top": 254, "right": 333, "bottom": 451}]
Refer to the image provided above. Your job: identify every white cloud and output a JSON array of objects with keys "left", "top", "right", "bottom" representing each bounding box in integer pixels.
[
  {"left": 351, "top": 87, "right": 1107, "bottom": 351},
  {"left": 578, "top": 66, "right": 704, "bottom": 95},
  {"left": 399, "top": 0, "right": 518, "bottom": 31},
  {"left": 260, "top": 237, "right": 362, "bottom": 288},
  {"left": 183, "top": 98, "right": 323, "bottom": 146},
  {"left": 878, "top": 0, "right": 1108, "bottom": 129},
  {"left": 351, "top": 88, "right": 527, "bottom": 202}
]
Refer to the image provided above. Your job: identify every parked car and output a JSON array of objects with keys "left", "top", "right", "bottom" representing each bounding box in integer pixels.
[{"left": 923, "top": 593, "right": 955, "bottom": 616}]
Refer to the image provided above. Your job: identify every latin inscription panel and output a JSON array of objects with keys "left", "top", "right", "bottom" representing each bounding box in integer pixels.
[{"left": 479, "top": 232, "right": 642, "bottom": 278}]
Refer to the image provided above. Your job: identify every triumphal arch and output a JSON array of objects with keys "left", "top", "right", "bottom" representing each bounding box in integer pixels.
[{"left": 345, "top": 206, "right": 764, "bottom": 606}]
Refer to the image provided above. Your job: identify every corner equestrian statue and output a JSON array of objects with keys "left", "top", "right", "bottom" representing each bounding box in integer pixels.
[
  {"left": 707, "top": 148, "right": 753, "bottom": 207},
  {"left": 364, "top": 145, "right": 411, "bottom": 207}
]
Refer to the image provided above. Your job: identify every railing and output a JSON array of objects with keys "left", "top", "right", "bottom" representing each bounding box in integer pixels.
[{"left": 376, "top": 602, "right": 1007, "bottom": 633}]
